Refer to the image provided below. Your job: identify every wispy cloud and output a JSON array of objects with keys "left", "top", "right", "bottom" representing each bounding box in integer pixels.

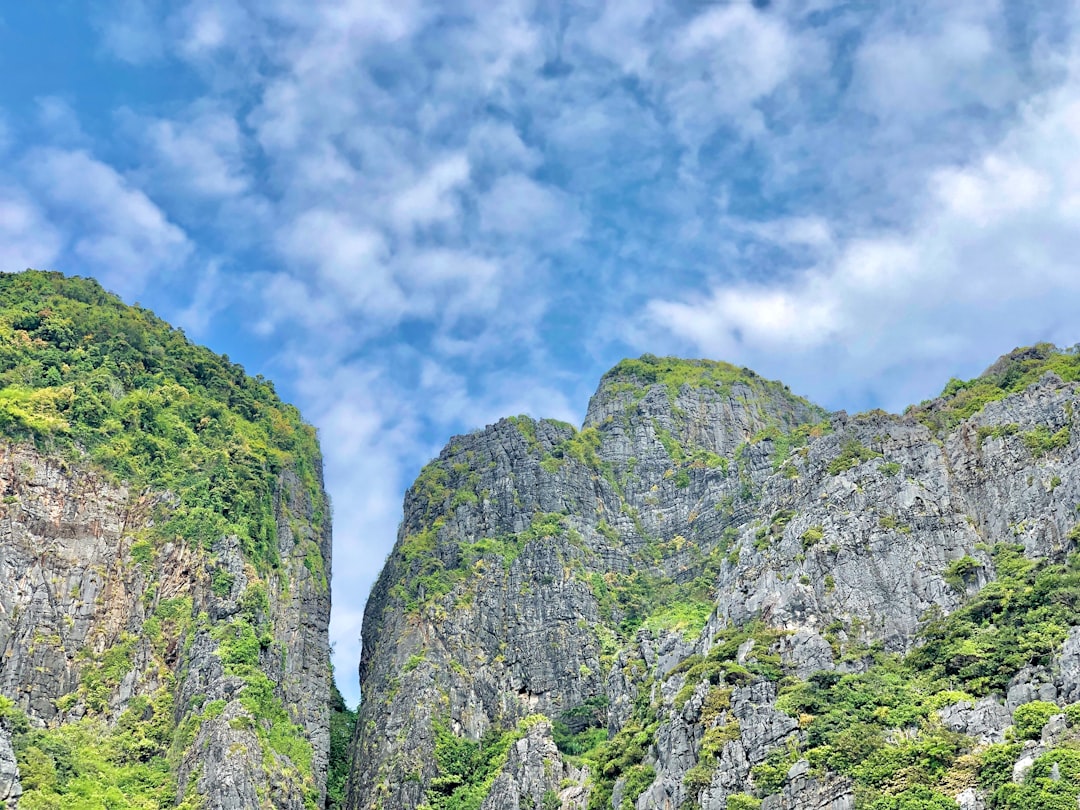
[
  {"left": 20, "top": 148, "right": 191, "bottom": 295},
  {"left": 0, "top": 187, "right": 63, "bottom": 273},
  {"left": 646, "top": 46, "right": 1080, "bottom": 410}
]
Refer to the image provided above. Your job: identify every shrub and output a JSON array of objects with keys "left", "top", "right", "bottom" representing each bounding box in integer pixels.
[
  {"left": 1012, "top": 701, "right": 1059, "bottom": 740},
  {"left": 828, "top": 440, "right": 882, "bottom": 475}
]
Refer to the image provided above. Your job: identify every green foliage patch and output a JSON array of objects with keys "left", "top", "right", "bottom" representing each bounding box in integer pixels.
[
  {"left": 0, "top": 271, "right": 326, "bottom": 572},
  {"left": 910, "top": 343, "right": 1080, "bottom": 433},
  {"left": 325, "top": 679, "right": 357, "bottom": 810},
  {"left": 761, "top": 544, "right": 1080, "bottom": 806},
  {"left": 9, "top": 687, "right": 200, "bottom": 810},
  {"left": 909, "top": 544, "right": 1080, "bottom": 694},
  {"left": 422, "top": 717, "right": 544, "bottom": 810},
  {"left": 827, "top": 439, "right": 883, "bottom": 476}
]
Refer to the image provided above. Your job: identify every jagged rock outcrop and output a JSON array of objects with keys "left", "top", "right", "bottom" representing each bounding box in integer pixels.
[
  {"left": 480, "top": 720, "right": 588, "bottom": 810},
  {"left": 0, "top": 271, "right": 332, "bottom": 808},
  {"left": 349, "top": 348, "right": 1080, "bottom": 810}
]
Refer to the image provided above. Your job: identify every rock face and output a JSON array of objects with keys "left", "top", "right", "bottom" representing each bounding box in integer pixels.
[
  {"left": 0, "top": 723, "right": 19, "bottom": 808},
  {"left": 348, "top": 349, "right": 1080, "bottom": 809},
  {"left": 0, "top": 271, "right": 332, "bottom": 808}
]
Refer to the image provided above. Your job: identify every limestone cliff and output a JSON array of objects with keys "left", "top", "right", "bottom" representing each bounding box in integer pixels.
[
  {"left": 0, "top": 270, "right": 332, "bottom": 809},
  {"left": 349, "top": 348, "right": 1080, "bottom": 810}
]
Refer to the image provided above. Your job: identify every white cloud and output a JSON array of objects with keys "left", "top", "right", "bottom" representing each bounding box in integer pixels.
[
  {"left": 97, "top": 0, "right": 165, "bottom": 64},
  {"left": 465, "top": 121, "right": 541, "bottom": 174},
  {"left": 580, "top": 0, "right": 664, "bottom": 75},
  {"left": 665, "top": 4, "right": 803, "bottom": 140},
  {"left": 173, "top": 260, "right": 229, "bottom": 336},
  {"left": 401, "top": 248, "right": 501, "bottom": 317},
  {"left": 0, "top": 189, "right": 63, "bottom": 273},
  {"left": 174, "top": 0, "right": 237, "bottom": 57},
  {"left": 389, "top": 154, "right": 471, "bottom": 234},
  {"left": 23, "top": 148, "right": 191, "bottom": 294},
  {"left": 275, "top": 210, "right": 402, "bottom": 323},
  {"left": 646, "top": 60, "right": 1080, "bottom": 409},
  {"left": 852, "top": 0, "right": 1018, "bottom": 124},
  {"left": 35, "top": 98, "right": 88, "bottom": 146},
  {"left": 125, "top": 105, "right": 250, "bottom": 198},
  {"left": 478, "top": 174, "right": 584, "bottom": 245}
]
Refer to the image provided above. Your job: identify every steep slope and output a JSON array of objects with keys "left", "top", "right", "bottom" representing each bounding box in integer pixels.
[
  {"left": 0, "top": 270, "right": 332, "bottom": 809},
  {"left": 349, "top": 347, "right": 1080, "bottom": 810}
]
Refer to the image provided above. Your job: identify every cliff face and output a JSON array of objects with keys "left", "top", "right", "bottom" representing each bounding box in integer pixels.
[
  {"left": 0, "top": 271, "right": 332, "bottom": 809},
  {"left": 349, "top": 349, "right": 1080, "bottom": 810}
]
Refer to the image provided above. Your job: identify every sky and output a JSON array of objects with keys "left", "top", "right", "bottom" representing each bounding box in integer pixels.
[{"left": 2, "top": 0, "right": 1080, "bottom": 707}]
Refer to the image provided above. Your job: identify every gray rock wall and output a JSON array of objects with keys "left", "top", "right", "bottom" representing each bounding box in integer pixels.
[
  {"left": 0, "top": 723, "right": 19, "bottom": 809},
  {"left": 0, "top": 443, "right": 331, "bottom": 808}
]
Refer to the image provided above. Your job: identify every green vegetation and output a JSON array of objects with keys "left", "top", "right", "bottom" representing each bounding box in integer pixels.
[
  {"left": 326, "top": 680, "right": 357, "bottom": 809},
  {"left": 1011, "top": 701, "right": 1058, "bottom": 740},
  {"left": 910, "top": 343, "right": 1080, "bottom": 433},
  {"left": 642, "top": 600, "right": 713, "bottom": 640},
  {"left": 976, "top": 423, "right": 1020, "bottom": 446},
  {"left": 422, "top": 716, "right": 545, "bottom": 810},
  {"left": 800, "top": 526, "right": 824, "bottom": 550},
  {"left": 601, "top": 355, "right": 825, "bottom": 421},
  {"left": 0, "top": 270, "right": 326, "bottom": 572},
  {"left": 1022, "top": 425, "right": 1071, "bottom": 458},
  {"left": 943, "top": 555, "right": 982, "bottom": 592},
  {"left": 726, "top": 795, "right": 761, "bottom": 810},
  {"left": 6, "top": 688, "right": 200, "bottom": 810},
  {"left": 988, "top": 746, "right": 1080, "bottom": 808},
  {"left": 909, "top": 543, "right": 1080, "bottom": 694},
  {"left": 750, "top": 543, "right": 1080, "bottom": 807},
  {"left": 827, "top": 439, "right": 883, "bottom": 475}
]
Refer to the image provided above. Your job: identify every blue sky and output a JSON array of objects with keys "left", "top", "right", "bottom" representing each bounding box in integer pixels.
[{"left": 3, "top": 0, "right": 1080, "bottom": 707}]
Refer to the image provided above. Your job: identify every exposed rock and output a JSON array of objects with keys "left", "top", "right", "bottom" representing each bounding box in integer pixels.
[
  {"left": 956, "top": 787, "right": 984, "bottom": 810},
  {"left": 0, "top": 724, "right": 20, "bottom": 809},
  {"left": 939, "top": 697, "right": 1012, "bottom": 744},
  {"left": 1040, "top": 713, "right": 1068, "bottom": 745},
  {"left": 1054, "top": 625, "right": 1080, "bottom": 704},
  {"left": 481, "top": 721, "right": 587, "bottom": 810},
  {"left": 759, "top": 771, "right": 854, "bottom": 810}
]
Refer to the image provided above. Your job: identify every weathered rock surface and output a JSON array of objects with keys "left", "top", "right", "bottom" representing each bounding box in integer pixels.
[
  {"left": 0, "top": 723, "right": 19, "bottom": 809},
  {"left": 759, "top": 766, "right": 853, "bottom": 810},
  {"left": 481, "top": 720, "right": 588, "bottom": 810},
  {"left": 939, "top": 697, "right": 1012, "bottom": 743},
  {"left": 0, "top": 443, "right": 332, "bottom": 807},
  {"left": 348, "top": 352, "right": 1080, "bottom": 809}
]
